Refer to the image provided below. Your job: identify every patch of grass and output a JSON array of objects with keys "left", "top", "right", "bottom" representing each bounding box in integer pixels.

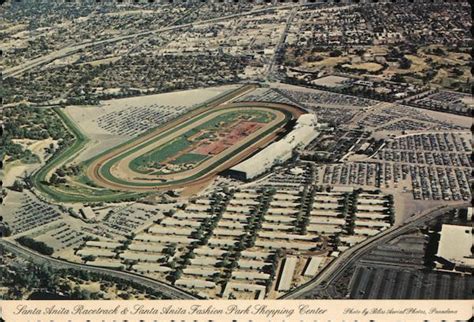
[
  {"left": 171, "top": 153, "right": 209, "bottom": 165},
  {"left": 128, "top": 109, "right": 273, "bottom": 174},
  {"left": 342, "top": 62, "right": 383, "bottom": 72},
  {"left": 32, "top": 108, "right": 143, "bottom": 202},
  {"left": 131, "top": 136, "right": 191, "bottom": 170},
  {"left": 98, "top": 108, "right": 293, "bottom": 188}
]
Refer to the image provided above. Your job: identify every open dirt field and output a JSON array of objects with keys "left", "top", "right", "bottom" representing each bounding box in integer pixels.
[
  {"left": 65, "top": 85, "right": 241, "bottom": 162},
  {"left": 1, "top": 161, "right": 37, "bottom": 187},
  {"left": 417, "top": 108, "right": 472, "bottom": 128},
  {"left": 12, "top": 138, "right": 57, "bottom": 163},
  {"left": 343, "top": 62, "right": 383, "bottom": 72},
  {"left": 303, "top": 55, "right": 350, "bottom": 71}
]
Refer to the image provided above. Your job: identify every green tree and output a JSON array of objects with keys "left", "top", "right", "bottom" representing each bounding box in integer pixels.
[{"left": 11, "top": 180, "right": 24, "bottom": 192}]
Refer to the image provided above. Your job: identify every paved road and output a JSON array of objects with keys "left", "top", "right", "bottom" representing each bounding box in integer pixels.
[
  {"left": 0, "top": 239, "right": 199, "bottom": 300},
  {"left": 266, "top": 8, "right": 296, "bottom": 81},
  {"left": 280, "top": 202, "right": 468, "bottom": 299},
  {"left": 3, "top": 3, "right": 316, "bottom": 78}
]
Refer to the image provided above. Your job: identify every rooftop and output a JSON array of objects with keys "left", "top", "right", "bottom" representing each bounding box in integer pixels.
[{"left": 437, "top": 224, "right": 473, "bottom": 267}]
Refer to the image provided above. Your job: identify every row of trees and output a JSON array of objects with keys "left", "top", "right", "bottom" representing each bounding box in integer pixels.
[
  {"left": 0, "top": 245, "right": 170, "bottom": 300},
  {"left": 16, "top": 236, "right": 54, "bottom": 255}
]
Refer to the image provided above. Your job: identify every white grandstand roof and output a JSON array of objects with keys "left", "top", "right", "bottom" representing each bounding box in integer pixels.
[{"left": 230, "top": 114, "right": 319, "bottom": 179}]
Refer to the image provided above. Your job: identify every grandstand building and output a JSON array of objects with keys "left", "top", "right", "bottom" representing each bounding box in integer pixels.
[{"left": 226, "top": 113, "right": 318, "bottom": 180}]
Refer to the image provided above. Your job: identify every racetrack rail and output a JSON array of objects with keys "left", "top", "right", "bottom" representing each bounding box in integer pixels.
[{"left": 86, "top": 100, "right": 303, "bottom": 192}]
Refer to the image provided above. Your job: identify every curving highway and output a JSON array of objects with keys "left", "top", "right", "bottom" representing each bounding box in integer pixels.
[
  {"left": 280, "top": 203, "right": 469, "bottom": 299},
  {"left": 0, "top": 239, "right": 199, "bottom": 300},
  {"left": 3, "top": 3, "right": 319, "bottom": 79}
]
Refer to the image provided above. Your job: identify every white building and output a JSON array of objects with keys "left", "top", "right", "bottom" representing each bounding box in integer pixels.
[
  {"left": 437, "top": 224, "right": 473, "bottom": 268},
  {"left": 277, "top": 257, "right": 297, "bottom": 291},
  {"left": 303, "top": 256, "right": 325, "bottom": 277},
  {"left": 80, "top": 207, "right": 97, "bottom": 221},
  {"left": 228, "top": 113, "right": 318, "bottom": 180}
]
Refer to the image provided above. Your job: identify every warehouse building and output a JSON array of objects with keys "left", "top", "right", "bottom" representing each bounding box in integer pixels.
[{"left": 226, "top": 113, "right": 318, "bottom": 180}]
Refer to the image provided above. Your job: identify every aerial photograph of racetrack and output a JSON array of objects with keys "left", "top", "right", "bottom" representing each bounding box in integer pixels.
[
  {"left": 88, "top": 96, "right": 301, "bottom": 192},
  {"left": 0, "top": 0, "right": 472, "bottom": 304}
]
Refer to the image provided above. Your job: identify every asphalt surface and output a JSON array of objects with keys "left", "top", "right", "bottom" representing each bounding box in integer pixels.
[
  {"left": 0, "top": 239, "right": 199, "bottom": 300},
  {"left": 0, "top": 204, "right": 467, "bottom": 301},
  {"left": 4, "top": 3, "right": 316, "bottom": 78},
  {"left": 280, "top": 202, "right": 469, "bottom": 299}
]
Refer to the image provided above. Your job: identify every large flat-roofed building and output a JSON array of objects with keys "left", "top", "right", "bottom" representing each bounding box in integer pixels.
[
  {"left": 277, "top": 256, "right": 298, "bottom": 291},
  {"left": 437, "top": 224, "right": 473, "bottom": 268},
  {"left": 227, "top": 114, "right": 318, "bottom": 180},
  {"left": 80, "top": 207, "right": 97, "bottom": 221}
]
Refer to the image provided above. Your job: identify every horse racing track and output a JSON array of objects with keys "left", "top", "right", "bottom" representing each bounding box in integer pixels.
[{"left": 85, "top": 101, "right": 302, "bottom": 192}]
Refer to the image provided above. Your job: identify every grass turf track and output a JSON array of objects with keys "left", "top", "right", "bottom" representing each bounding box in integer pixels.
[
  {"left": 31, "top": 108, "right": 145, "bottom": 202},
  {"left": 90, "top": 103, "right": 299, "bottom": 191},
  {"left": 129, "top": 109, "right": 274, "bottom": 174},
  {"left": 171, "top": 153, "right": 209, "bottom": 165},
  {"left": 130, "top": 136, "right": 191, "bottom": 173},
  {"left": 31, "top": 85, "right": 257, "bottom": 202}
]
